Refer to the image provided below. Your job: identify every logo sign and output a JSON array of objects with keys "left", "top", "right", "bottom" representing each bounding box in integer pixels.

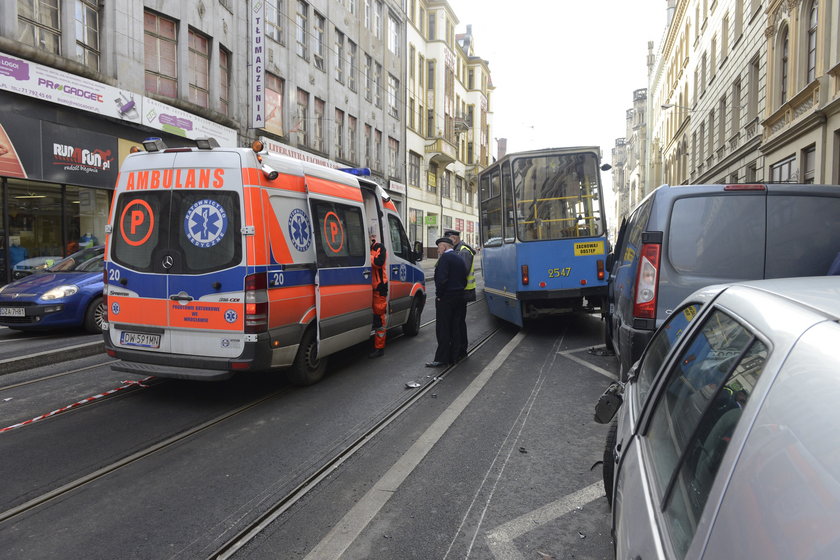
[
  {"left": 224, "top": 310, "right": 238, "bottom": 323},
  {"left": 399, "top": 264, "right": 407, "bottom": 282},
  {"left": 119, "top": 199, "right": 155, "bottom": 246},
  {"left": 288, "top": 208, "right": 312, "bottom": 252},
  {"left": 185, "top": 199, "right": 228, "bottom": 248},
  {"left": 111, "top": 302, "right": 120, "bottom": 315},
  {"left": 573, "top": 241, "right": 605, "bottom": 256},
  {"left": 323, "top": 211, "right": 345, "bottom": 253}
]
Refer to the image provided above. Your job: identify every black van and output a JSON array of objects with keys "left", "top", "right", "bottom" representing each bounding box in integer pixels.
[{"left": 605, "top": 183, "right": 840, "bottom": 377}]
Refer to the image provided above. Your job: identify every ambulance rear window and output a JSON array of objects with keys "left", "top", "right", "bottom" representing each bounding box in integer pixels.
[{"left": 111, "top": 191, "right": 242, "bottom": 274}]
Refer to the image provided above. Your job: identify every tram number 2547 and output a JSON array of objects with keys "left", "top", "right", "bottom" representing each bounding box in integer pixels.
[{"left": 548, "top": 267, "right": 572, "bottom": 278}]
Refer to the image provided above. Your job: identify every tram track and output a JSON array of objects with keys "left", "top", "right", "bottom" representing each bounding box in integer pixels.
[
  {"left": 0, "top": 356, "right": 116, "bottom": 393},
  {"left": 208, "top": 324, "right": 501, "bottom": 560}
]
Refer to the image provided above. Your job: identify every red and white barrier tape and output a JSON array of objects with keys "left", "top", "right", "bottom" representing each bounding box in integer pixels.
[{"left": 0, "top": 376, "right": 154, "bottom": 434}]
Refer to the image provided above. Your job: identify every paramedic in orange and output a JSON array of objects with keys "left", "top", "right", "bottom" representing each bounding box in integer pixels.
[{"left": 369, "top": 225, "right": 388, "bottom": 358}]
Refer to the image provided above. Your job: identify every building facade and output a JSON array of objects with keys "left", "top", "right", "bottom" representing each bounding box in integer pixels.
[
  {"left": 0, "top": 0, "right": 405, "bottom": 283},
  {"left": 614, "top": 0, "right": 840, "bottom": 221},
  {"left": 404, "top": 0, "right": 493, "bottom": 255}
]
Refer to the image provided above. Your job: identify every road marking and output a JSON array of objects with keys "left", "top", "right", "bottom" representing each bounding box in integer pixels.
[
  {"left": 303, "top": 331, "right": 527, "bottom": 560},
  {"left": 485, "top": 482, "right": 605, "bottom": 560},
  {"left": 558, "top": 345, "right": 618, "bottom": 381}
]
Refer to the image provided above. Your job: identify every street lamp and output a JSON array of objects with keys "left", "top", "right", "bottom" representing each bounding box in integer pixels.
[{"left": 661, "top": 103, "right": 694, "bottom": 111}]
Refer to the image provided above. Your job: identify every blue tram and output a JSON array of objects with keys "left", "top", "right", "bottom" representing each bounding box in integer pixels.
[{"left": 478, "top": 147, "right": 610, "bottom": 326}]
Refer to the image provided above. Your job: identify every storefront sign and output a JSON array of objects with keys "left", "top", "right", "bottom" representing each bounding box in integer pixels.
[
  {"left": 424, "top": 215, "right": 437, "bottom": 226},
  {"left": 41, "top": 121, "right": 117, "bottom": 188},
  {"left": 0, "top": 50, "right": 236, "bottom": 146},
  {"left": 261, "top": 137, "right": 342, "bottom": 169},
  {"left": 388, "top": 180, "right": 406, "bottom": 195},
  {"left": 250, "top": 2, "right": 266, "bottom": 129}
]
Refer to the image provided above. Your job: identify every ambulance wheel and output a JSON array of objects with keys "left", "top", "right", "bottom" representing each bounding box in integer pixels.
[
  {"left": 85, "top": 297, "right": 107, "bottom": 333},
  {"left": 402, "top": 298, "right": 422, "bottom": 337},
  {"left": 288, "top": 327, "right": 327, "bottom": 386}
]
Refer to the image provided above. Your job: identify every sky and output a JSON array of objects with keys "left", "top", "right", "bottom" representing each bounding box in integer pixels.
[{"left": 449, "top": 0, "right": 668, "bottom": 223}]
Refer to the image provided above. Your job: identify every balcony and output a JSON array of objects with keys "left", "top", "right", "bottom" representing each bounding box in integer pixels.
[
  {"left": 454, "top": 116, "right": 471, "bottom": 133},
  {"left": 425, "top": 137, "right": 457, "bottom": 166}
]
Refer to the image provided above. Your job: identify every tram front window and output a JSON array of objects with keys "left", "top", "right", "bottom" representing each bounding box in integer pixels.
[{"left": 512, "top": 153, "right": 604, "bottom": 241}]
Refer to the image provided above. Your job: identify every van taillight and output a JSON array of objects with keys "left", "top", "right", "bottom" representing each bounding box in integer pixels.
[
  {"left": 632, "top": 243, "right": 661, "bottom": 320},
  {"left": 597, "top": 259, "right": 605, "bottom": 281},
  {"left": 521, "top": 265, "right": 529, "bottom": 286},
  {"left": 244, "top": 273, "right": 268, "bottom": 333}
]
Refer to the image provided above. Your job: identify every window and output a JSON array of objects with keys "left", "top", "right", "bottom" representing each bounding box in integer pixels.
[
  {"left": 314, "top": 97, "right": 325, "bottom": 152},
  {"left": 388, "top": 137, "right": 398, "bottom": 178},
  {"left": 409, "top": 208, "right": 423, "bottom": 245},
  {"left": 670, "top": 195, "right": 765, "bottom": 278},
  {"left": 387, "top": 74, "right": 399, "bottom": 117},
  {"left": 364, "top": 125, "right": 372, "bottom": 168},
  {"left": 409, "top": 45, "right": 415, "bottom": 81},
  {"left": 335, "top": 108, "right": 345, "bottom": 159},
  {"left": 188, "top": 30, "right": 210, "bottom": 108},
  {"left": 364, "top": 54, "right": 373, "bottom": 101},
  {"left": 408, "top": 98, "right": 415, "bottom": 130},
  {"left": 348, "top": 116, "right": 357, "bottom": 162},
  {"left": 388, "top": 13, "right": 399, "bottom": 54},
  {"left": 374, "top": 0, "right": 383, "bottom": 39},
  {"left": 441, "top": 170, "right": 451, "bottom": 198},
  {"left": 770, "top": 155, "right": 795, "bottom": 182},
  {"left": 731, "top": 79, "right": 741, "bottom": 137},
  {"left": 266, "top": 0, "right": 286, "bottom": 44},
  {"left": 296, "top": 88, "right": 309, "bottom": 146},
  {"left": 427, "top": 60, "right": 435, "bottom": 89},
  {"left": 144, "top": 11, "right": 178, "bottom": 98},
  {"left": 374, "top": 63, "right": 382, "bottom": 107},
  {"left": 455, "top": 175, "right": 463, "bottom": 203},
  {"left": 636, "top": 302, "right": 705, "bottom": 404},
  {"left": 265, "top": 73, "right": 285, "bottom": 136},
  {"left": 408, "top": 152, "right": 421, "bottom": 186},
  {"left": 18, "top": 0, "right": 61, "bottom": 55},
  {"left": 646, "top": 309, "right": 768, "bottom": 556},
  {"left": 806, "top": 0, "right": 818, "bottom": 83},
  {"left": 364, "top": 0, "right": 370, "bottom": 28},
  {"left": 219, "top": 48, "right": 230, "bottom": 115},
  {"left": 74, "top": 0, "right": 101, "bottom": 71},
  {"left": 295, "top": 0, "right": 308, "bottom": 59},
  {"left": 748, "top": 55, "right": 759, "bottom": 121},
  {"left": 374, "top": 129, "right": 382, "bottom": 171},
  {"left": 480, "top": 168, "right": 502, "bottom": 243},
  {"left": 348, "top": 41, "right": 357, "bottom": 91},
  {"left": 313, "top": 13, "right": 325, "bottom": 70},
  {"left": 428, "top": 162, "right": 438, "bottom": 193},
  {"left": 780, "top": 28, "right": 789, "bottom": 104},
  {"left": 387, "top": 215, "right": 413, "bottom": 262},
  {"left": 311, "top": 201, "right": 366, "bottom": 268},
  {"left": 802, "top": 145, "right": 815, "bottom": 184},
  {"left": 335, "top": 29, "right": 345, "bottom": 81},
  {"left": 428, "top": 11, "right": 436, "bottom": 40},
  {"left": 721, "top": 13, "right": 729, "bottom": 59}
]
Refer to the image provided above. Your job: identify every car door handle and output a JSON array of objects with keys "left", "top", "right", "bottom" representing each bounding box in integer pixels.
[
  {"left": 363, "top": 270, "right": 371, "bottom": 279},
  {"left": 169, "top": 292, "right": 194, "bottom": 302}
]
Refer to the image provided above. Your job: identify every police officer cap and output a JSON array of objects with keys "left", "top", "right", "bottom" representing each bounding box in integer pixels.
[
  {"left": 435, "top": 236, "right": 454, "bottom": 246},
  {"left": 444, "top": 229, "right": 460, "bottom": 237}
]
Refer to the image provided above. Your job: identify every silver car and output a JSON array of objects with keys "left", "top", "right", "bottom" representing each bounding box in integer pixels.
[{"left": 595, "top": 276, "right": 840, "bottom": 559}]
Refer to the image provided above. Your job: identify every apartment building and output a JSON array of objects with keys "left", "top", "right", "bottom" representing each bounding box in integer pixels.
[{"left": 404, "top": 0, "right": 493, "bottom": 254}]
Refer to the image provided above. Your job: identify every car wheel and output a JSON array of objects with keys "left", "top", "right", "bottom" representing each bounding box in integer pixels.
[
  {"left": 288, "top": 327, "right": 327, "bottom": 386},
  {"left": 402, "top": 297, "right": 422, "bottom": 337},
  {"left": 603, "top": 417, "right": 618, "bottom": 508},
  {"left": 84, "top": 296, "right": 106, "bottom": 333}
]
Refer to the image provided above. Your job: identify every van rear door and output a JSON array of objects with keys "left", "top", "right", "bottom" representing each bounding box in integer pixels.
[{"left": 106, "top": 151, "right": 246, "bottom": 358}]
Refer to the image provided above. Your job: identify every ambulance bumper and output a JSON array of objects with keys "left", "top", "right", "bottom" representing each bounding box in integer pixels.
[{"left": 111, "top": 359, "right": 234, "bottom": 381}]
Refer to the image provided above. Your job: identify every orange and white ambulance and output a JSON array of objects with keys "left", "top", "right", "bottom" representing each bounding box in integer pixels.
[{"left": 103, "top": 138, "right": 426, "bottom": 384}]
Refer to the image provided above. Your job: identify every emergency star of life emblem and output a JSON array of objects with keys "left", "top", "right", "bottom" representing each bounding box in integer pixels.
[
  {"left": 185, "top": 199, "right": 228, "bottom": 248},
  {"left": 288, "top": 208, "right": 312, "bottom": 252}
]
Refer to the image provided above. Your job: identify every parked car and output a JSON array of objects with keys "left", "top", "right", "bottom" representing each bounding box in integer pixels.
[
  {"left": 595, "top": 276, "right": 840, "bottom": 559},
  {"left": 605, "top": 182, "right": 840, "bottom": 378},
  {"left": 11, "top": 255, "right": 63, "bottom": 280},
  {"left": 0, "top": 245, "right": 105, "bottom": 333}
]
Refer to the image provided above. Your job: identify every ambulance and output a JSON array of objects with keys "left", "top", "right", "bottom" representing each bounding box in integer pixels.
[{"left": 102, "top": 138, "right": 426, "bottom": 384}]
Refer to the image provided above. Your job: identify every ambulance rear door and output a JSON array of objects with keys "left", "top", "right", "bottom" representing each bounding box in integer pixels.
[
  {"left": 106, "top": 150, "right": 247, "bottom": 358},
  {"left": 305, "top": 173, "right": 372, "bottom": 357}
]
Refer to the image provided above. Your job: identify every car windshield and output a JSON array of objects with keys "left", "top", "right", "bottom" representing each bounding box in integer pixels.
[{"left": 47, "top": 247, "right": 105, "bottom": 273}]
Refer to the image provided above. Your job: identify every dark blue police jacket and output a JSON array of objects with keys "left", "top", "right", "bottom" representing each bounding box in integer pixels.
[{"left": 435, "top": 250, "right": 467, "bottom": 297}]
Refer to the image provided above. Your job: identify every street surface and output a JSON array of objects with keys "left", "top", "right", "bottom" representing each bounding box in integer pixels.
[{"left": 0, "top": 265, "right": 621, "bottom": 560}]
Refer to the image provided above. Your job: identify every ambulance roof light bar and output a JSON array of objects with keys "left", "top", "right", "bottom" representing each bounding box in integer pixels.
[
  {"left": 338, "top": 167, "right": 371, "bottom": 176},
  {"left": 142, "top": 137, "right": 168, "bottom": 152},
  {"left": 195, "top": 137, "right": 220, "bottom": 150}
]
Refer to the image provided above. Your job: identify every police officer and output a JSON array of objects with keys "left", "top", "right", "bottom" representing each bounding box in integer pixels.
[
  {"left": 445, "top": 229, "right": 475, "bottom": 361},
  {"left": 368, "top": 225, "right": 388, "bottom": 358},
  {"left": 426, "top": 237, "right": 467, "bottom": 367}
]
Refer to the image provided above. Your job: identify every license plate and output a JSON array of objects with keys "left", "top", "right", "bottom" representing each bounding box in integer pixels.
[
  {"left": 0, "top": 307, "right": 24, "bottom": 317},
  {"left": 120, "top": 331, "right": 161, "bottom": 349}
]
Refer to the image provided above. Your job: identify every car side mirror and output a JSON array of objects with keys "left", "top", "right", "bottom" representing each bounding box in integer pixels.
[
  {"left": 594, "top": 382, "right": 623, "bottom": 424},
  {"left": 413, "top": 240, "right": 424, "bottom": 262}
]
